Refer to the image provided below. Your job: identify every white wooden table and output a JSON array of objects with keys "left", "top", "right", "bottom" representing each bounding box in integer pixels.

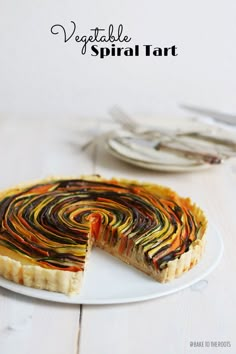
[{"left": 0, "top": 117, "right": 235, "bottom": 354}]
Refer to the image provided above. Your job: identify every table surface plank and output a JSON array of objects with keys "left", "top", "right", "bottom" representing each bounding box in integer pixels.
[{"left": 0, "top": 117, "right": 235, "bottom": 354}]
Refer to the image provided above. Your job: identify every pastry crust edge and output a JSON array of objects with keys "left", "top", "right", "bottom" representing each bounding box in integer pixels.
[{"left": 0, "top": 255, "right": 83, "bottom": 295}]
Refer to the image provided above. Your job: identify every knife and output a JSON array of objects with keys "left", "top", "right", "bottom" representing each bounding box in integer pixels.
[{"left": 180, "top": 104, "right": 236, "bottom": 126}]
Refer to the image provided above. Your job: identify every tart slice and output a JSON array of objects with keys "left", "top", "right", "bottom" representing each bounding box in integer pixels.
[{"left": 0, "top": 176, "right": 207, "bottom": 295}]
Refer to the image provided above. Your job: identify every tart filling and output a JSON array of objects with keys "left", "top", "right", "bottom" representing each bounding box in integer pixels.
[{"left": 0, "top": 177, "right": 207, "bottom": 294}]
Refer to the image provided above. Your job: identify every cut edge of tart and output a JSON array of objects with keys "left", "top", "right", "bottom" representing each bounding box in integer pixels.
[
  {"left": 96, "top": 198, "right": 207, "bottom": 283},
  {"left": 0, "top": 175, "right": 207, "bottom": 295}
]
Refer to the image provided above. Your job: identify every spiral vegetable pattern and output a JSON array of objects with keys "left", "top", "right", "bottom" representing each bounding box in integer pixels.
[{"left": 0, "top": 178, "right": 206, "bottom": 273}]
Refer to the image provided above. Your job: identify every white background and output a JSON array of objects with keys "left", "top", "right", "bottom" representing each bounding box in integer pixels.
[{"left": 0, "top": 0, "right": 236, "bottom": 120}]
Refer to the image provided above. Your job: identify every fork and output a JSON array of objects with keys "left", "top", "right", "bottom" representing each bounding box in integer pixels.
[{"left": 109, "top": 106, "right": 167, "bottom": 137}]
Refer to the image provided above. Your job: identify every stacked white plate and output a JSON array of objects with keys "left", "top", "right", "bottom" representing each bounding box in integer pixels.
[
  {"left": 106, "top": 135, "right": 210, "bottom": 172},
  {"left": 105, "top": 119, "right": 236, "bottom": 172}
]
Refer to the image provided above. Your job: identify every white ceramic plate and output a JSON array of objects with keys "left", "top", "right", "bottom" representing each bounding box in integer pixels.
[
  {"left": 105, "top": 116, "right": 236, "bottom": 172},
  {"left": 106, "top": 140, "right": 210, "bottom": 172},
  {"left": 0, "top": 223, "right": 223, "bottom": 304}
]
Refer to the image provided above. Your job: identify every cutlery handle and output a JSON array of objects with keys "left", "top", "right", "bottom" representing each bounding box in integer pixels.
[
  {"left": 180, "top": 104, "right": 236, "bottom": 126},
  {"left": 156, "top": 143, "right": 222, "bottom": 165}
]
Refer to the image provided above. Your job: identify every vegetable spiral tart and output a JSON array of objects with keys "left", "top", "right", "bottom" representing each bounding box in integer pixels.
[{"left": 0, "top": 176, "right": 207, "bottom": 295}]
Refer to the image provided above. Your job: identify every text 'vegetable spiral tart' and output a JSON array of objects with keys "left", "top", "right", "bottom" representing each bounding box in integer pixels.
[{"left": 0, "top": 176, "right": 207, "bottom": 295}]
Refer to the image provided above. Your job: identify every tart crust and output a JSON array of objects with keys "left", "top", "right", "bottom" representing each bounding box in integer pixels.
[
  {"left": 0, "top": 255, "right": 83, "bottom": 294},
  {"left": 0, "top": 176, "right": 207, "bottom": 294}
]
